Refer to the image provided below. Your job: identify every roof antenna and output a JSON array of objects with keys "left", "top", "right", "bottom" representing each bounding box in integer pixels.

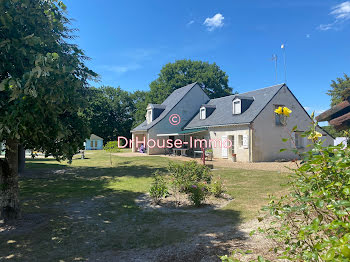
[
  {"left": 272, "top": 54, "right": 278, "bottom": 83},
  {"left": 281, "top": 43, "right": 287, "bottom": 84}
]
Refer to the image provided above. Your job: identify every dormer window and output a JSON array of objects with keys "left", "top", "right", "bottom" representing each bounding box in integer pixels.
[
  {"left": 146, "top": 109, "right": 152, "bottom": 124},
  {"left": 200, "top": 107, "right": 206, "bottom": 120},
  {"left": 233, "top": 99, "right": 241, "bottom": 114},
  {"left": 146, "top": 104, "right": 166, "bottom": 125}
]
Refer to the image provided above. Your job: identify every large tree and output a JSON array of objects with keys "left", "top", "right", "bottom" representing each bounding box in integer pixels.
[
  {"left": 0, "top": 0, "right": 96, "bottom": 221},
  {"left": 133, "top": 59, "right": 232, "bottom": 124},
  {"left": 131, "top": 90, "right": 148, "bottom": 128},
  {"left": 148, "top": 59, "right": 232, "bottom": 104},
  {"left": 86, "top": 86, "right": 134, "bottom": 140},
  {"left": 327, "top": 73, "right": 350, "bottom": 106}
]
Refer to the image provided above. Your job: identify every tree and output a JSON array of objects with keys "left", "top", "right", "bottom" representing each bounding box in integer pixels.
[
  {"left": 86, "top": 86, "right": 134, "bottom": 140},
  {"left": 103, "top": 141, "right": 120, "bottom": 165},
  {"left": 131, "top": 59, "right": 232, "bottom": 125},
  {"left": 0, "top": 0, "right": 97, "bottom": 221},
  {"left": 131, "top": 90, "right": 148, "bottom": 127},
  {"left": 327, "top": 73, "right": 350, "bottom": 106},
  {"left": 147, "top": 59, "right": 232, "bottom": 104},
  {"left": 322, "top": 125, "right": 344, "bottom": 138}
]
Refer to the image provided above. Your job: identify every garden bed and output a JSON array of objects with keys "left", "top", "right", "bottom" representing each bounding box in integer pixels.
[{"left": 136, "top": 191, "right": 233, "bottom": 213}]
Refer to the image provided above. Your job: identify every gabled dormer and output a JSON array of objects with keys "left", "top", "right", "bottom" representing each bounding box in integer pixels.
[
  {"left": 199, "top": 104, "right": 216, "bottom": 120},
  {"left": 146, "top": 104, "right": 166, "bottom": 124},
  {"left": 232, "top": 96, "right": 254, "bottom": 115}
]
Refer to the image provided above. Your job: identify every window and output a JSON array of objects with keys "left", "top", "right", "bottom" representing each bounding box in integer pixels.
[
  {"left": 294, "top": 132, "right": 304, "bottom": 148},
  {"left": 95, "top": 141, "right": 98, "bottom": 148},
  {"left": 230, "top": 136, "right": 235, "bottom": 154},
  {"left": 238, "top": 135, "right": 249, "bottom": 149},
  {"left": 233, "top": 99, "right": 241, "bottom": 114},
  {"left": 238, "top": 135, "right": 243, "bottom": 148},
  {"left": 275, "top": 105, "right": 285, "bottom": 126},
  {"left": 200, "top": 108, "right": 206, "bottom": 120},
  {"left": 90, "top": 141, "right": 93, "bottom": 148}
]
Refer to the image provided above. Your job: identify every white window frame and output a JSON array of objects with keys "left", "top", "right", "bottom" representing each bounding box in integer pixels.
[
  {"left": 233, "top": 99, "right": 241, "bottom": 114},
  {"left": 200, "top": 107, "right": 206, "bottom": 120}
]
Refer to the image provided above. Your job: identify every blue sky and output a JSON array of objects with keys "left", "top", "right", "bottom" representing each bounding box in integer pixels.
[{"left": 66, "top": 0, "right": 350, "bottom": 116}]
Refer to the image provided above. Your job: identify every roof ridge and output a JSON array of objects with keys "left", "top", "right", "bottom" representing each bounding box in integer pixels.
[{"left": 208, "top": 83, "right": 285, "bottom": 102}]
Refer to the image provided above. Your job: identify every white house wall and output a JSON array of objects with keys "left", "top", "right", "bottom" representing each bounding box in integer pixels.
[
  {"left": 208, "top": 125, "right": 250, "bottom": 162},
  {"left": 252, "top": 86, "right": 334, "bottom": 162}
]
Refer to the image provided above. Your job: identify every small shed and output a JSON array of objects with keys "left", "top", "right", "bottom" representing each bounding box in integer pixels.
[{"left": 85, "top": 134, "right": 104, "bottom": 150}]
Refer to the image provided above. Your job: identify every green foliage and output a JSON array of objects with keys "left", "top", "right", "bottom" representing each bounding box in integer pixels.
[
  {"left": 260, "top": 116, "right": 350, "bottom": 261},
  {"left": 168, "top": 161, "right": 212, "bottom": 191},
  {"left": 103, "top": 141, "right": 120, "bottom": 153},
  {"left": 149, "top": 171, "right": 168, "bottom": 204},
  {"left": 168, "top": 161, "right": 212, "bottom": 206},
  {"left": 327, "top": 73, "right": 350, "bottom": 106},
  {"left": 322, "top": 125, "right": 348, "bottom": 140},
  {"left": 0, "top": 0, "right": 97, "bottom": 161},
  {"left": 86, "top": 86, "right": 135, "bottom": 140},
  {"left": 130, "top": 90, "right": 148, "bottom": 128},
  {"left": 103, "top": 141, "right": 120, "bottom": 165},
  {"left": 187, "top": 182, "right": 209, "bottom": 207},
  {"left": 210, "top": 178, "right": 225, "bottom": 197}
]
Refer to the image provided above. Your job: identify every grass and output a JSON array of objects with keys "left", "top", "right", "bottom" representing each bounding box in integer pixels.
[{"left": 0, "top": 150, "right": 290, "bottom": 261}]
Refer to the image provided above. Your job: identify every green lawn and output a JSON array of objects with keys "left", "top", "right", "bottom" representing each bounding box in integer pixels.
[{"left": 0, "top": 150, "right": 289, "bottom": 261}]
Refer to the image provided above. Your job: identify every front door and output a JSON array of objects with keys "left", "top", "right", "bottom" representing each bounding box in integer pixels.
[{"left": 222, "top": 136, "right": 228, "bottom": 158}]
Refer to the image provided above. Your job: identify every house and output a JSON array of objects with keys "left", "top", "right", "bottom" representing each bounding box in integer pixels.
[
  {"left": 85, "top": 134, "right": 104, "bottom": 150},
  {"left": 131, "top": 83, "right": 333, "bottom": 162}
]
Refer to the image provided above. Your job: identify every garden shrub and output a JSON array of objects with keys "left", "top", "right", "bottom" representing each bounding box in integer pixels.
[
  {"left": 168, "top": 161, "right": 212, "bottom": 206},
  {"left": 211, "top": 177, "right": 225, "bottom": 197},
  {"left": 149, "top": 171, "right": 168, "bottom": 204},
  {"left": 168, "top": 160, "right": 212, "bottom": 189},
  {"left": 187, "top": 182, "right": 209, "bottom": 207}
]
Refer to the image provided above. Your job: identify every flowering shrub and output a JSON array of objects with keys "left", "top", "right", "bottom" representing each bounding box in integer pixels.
[
  {"left": 210, "top": 178, "right": 225, "bottom": 197},
  {"left": 187, "top": 182, "right": 209, "bottom": 207},
  {"left": 168, "top": 160, "right": 212, "bottom": 191},
  {"left": 149, "top": 171, "right": 168, "bottom": 204},
  {"left": 168, "top": 161, "right": 212, "bottom": 206}
]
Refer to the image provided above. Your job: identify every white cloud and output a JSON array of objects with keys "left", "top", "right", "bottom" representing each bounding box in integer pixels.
[
  {"left": 100, "top": 64, "right": 141, "bottom": 74},
  {"left": 304, "top": 106, "right": 326, "bottom": 115},
  {"left": 319, "top": 1, "right": 350, "bottom": 30},
  {"left": 203, "top": 13, "right": 224, "bottom": 31},
  {"left": 187, "top": 20, "right": 194, "bottom": 26}
]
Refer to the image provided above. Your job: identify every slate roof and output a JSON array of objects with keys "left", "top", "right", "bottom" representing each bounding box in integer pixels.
[
  {"left": 148, "top": 104, "right": 166, "bottom": 109},
  {"left": 132, "top": 83, "right": 199, "bottom": 132},
  {"left": 184, "top": 84, "right": 285, "bottom": 129}
]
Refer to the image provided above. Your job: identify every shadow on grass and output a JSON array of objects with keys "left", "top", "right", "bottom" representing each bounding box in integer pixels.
[{"left": 1, "top": 157, "right": 248, "bottom": 261}]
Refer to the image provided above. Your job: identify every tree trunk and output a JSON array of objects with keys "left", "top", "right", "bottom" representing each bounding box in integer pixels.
[
  {"left": 0, "top": 139, "right": 21, "bottom": 222},
  {"left": 18, "top": 145, "right": 25, "bottom": 174}
]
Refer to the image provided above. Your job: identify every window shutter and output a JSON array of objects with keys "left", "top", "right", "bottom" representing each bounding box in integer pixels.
[{"left": 243, "top": 135, "right": 249, "bottom": 149}]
